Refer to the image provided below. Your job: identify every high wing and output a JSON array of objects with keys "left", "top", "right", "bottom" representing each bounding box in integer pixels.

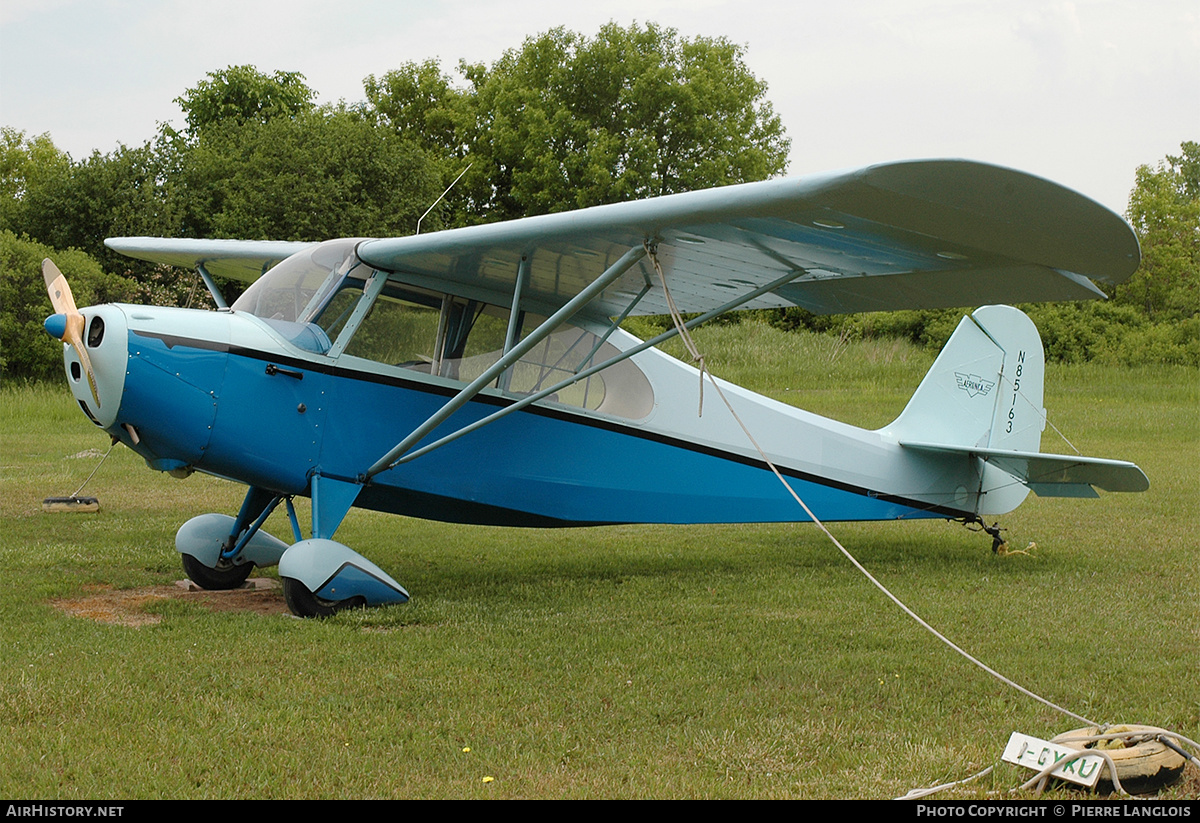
[
  {"left": 355, "top": 158, "right": 1140, "bottom": 318},
  {"left": 106, "top": 159, "right": 1139, "bottom": 317},
  {"left": 104, "top": 237, "right": 317, "bottom": 283}
]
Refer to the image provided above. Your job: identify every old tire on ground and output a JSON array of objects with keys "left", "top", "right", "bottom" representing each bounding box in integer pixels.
[
  {"left": 181, "top": 552, "right": 253, "bottom": 591},
  {"left": 1053, "top": 725, "right": 1186, "bottom": 794}
]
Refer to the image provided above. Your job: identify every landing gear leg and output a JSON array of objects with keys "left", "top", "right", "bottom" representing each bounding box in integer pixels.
[
  {"left": 984, "top": 522, "right": 1008, "bottom": 554},
  {"left": 175, "top": 487, "right": 290, "bottom": 589}
]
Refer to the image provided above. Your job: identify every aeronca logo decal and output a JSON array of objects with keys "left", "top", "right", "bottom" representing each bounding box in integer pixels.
[{"left": 954, "top": 372, "right": 996, "bottom": 398}]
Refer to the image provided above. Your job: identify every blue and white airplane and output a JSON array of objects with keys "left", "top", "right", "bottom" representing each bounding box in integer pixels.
[{"left": 42, "top": 159, "right": 1149, "bottom": 617}]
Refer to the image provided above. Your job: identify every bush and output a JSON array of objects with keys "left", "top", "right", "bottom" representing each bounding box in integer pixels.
[
  {"left": 748, "top": 300, "right": 1197, "bottom": 367},
  {"left": 0, "top": 231, "right": 135, "bottom": 381},
  {"left": 1024, "top": 301, "right": 1198, "bottom": 366}
]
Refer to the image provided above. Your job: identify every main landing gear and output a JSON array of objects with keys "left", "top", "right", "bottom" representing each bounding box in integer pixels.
[
  {"left": 175, "top": 484, "right": 409, "bottom": 617},
  {"left": 180, "top": 552, "right": 252, "bottom": 591}
]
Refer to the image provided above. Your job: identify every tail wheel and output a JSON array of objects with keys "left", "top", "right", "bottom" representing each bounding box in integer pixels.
[
  {"left": 282, "top": 577, "right": 364, "bottom": 618},
  {"left": 181, "top": 553, "right": 253, "bottom": 590}
]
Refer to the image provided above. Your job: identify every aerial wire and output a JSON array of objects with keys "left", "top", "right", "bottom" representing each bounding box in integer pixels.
[{"left": 416, "top": 163, "right": 472, "bottom": 236}]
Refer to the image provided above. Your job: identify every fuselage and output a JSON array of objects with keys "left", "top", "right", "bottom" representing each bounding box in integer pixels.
[{"left": 61, "top": 298, "right": 988, "bottom": 528}]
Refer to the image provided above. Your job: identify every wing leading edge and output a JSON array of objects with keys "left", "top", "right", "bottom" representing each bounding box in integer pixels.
[{"left": 104, "top": 237, "right": 317, "bottom": 283}]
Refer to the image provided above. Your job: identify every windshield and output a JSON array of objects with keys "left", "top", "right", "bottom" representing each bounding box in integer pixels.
[{"left": 231, "top": 238, "right": 363, "bottom": 322}]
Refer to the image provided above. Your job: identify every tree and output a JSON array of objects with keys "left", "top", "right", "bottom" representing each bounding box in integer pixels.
[
  {"left": 364, "top": 22, "right": 791, "bottom": 225},
  {"left": 170, "top": 106, "right": 444, "bottom": 241},
  {"left": 1, "top": 129, "right": 181, "bottom": 294},
  {"left": 18, "top": 143, "right": 175, "bottom": 258},
  {"left": 0, "top": 232, "right": 135, "bottom": 381},
  {"left": 1118, "top": 141, "right": 1199, "bottom": 321},
  {"left": 363, "top": 59, "right": 467, "bottom": 157},
  {"left": 172, "top": 65, "right": 316, "bottom": 139},
  {"left": 0, "top": 127, "right": 71, "bottom": 234}
]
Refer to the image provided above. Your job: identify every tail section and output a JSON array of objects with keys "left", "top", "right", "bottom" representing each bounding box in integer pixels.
[
  {"left": 885, "top": 305, "right": 1146, "bottom": 516},
  {"left": 889, "top": 305, "right": 1045, "bottom": 455}
]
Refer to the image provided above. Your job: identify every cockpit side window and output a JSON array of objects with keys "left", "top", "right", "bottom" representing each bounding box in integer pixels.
[
  {"left": 284, "top": 262, "right": 654, "bottom": 420},
  {"left": 341, "top": 288, "right": 441, "bottom": 369},
  {"left": 310, "top": 285, "right": 361, "bottom": 341},
  {"left": 438, "top": 305, "right": 654, "bottom": 419}
]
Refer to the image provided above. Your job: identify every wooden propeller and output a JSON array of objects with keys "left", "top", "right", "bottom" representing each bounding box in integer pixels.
[{"left": 42, "top": 258, "right": 100, "bottom": 407}]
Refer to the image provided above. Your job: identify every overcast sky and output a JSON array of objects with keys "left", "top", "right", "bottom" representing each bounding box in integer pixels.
[{"left": 2, "top": 0, "right": 1196, "bottom": 215}]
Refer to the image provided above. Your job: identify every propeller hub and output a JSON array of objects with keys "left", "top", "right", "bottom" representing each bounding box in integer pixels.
[{"left": 44, "top": 313, "right": 68, "bottom": 340}]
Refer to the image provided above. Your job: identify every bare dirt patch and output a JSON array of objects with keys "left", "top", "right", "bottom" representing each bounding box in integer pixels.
[{"left": 52, "top": 577, "right": 288, "bottom": 626}]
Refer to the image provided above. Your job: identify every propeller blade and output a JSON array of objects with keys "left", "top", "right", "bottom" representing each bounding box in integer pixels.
[
  {"left": 42, "top": 258, "right": 78, "bottom": 315},
  {"left": 42, "top": 259, "right": 101, "bottom": 408}
]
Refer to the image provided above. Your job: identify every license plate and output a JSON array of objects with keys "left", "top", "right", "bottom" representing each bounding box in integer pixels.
[{"left": 1002, "top": 731, "right": 1106, "bottom": 787}]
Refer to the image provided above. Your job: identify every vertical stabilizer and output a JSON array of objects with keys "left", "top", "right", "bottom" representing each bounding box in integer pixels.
[
  {"left": 887, "top": 305, "right": 1045, "bottom": 450},
  {"left": 976, "top": 305, "right": 1046, "bottom": 456},
  {"left": 884, "top": 305, "right": 1047, "bottom": 515}
]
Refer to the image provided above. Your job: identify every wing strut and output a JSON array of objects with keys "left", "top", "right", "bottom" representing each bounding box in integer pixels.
[
  {"left": 329, "top": 269, "right": 390, "bottom": 358},
  {"left": 576, "top": 278, "right": 654, "bottom": 371},
  {"left": 196, "top": 263, "right": 229, "bottom": 309},
  {"left": 363, "top": 244, "right": 649, "bottom": 480},
  {"left": 384, "top": 265, "right": 809, "bottom": 467},
  {"left": 498, "top": 256, "right": 531, "bottom": 392}
]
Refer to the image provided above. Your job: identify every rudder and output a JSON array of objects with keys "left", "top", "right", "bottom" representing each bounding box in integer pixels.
[
  {"left": 887, "top": 305, "right": 1045, "bottom": 454},
  {"left": 885, "top": 305, "right": 1046, "bottom": 515}
]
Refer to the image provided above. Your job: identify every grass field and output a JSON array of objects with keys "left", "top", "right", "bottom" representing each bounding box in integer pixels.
[{"left": 1, "top": 321, "right": 1196, "bottom": 799}]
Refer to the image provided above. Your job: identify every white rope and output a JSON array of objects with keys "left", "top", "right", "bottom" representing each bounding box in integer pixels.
[
  {"left": 895, "top": 766, "right": 994, "bottom": 800},
  {"left": 642, "top": 245, "right": 1200, "bottom": 797},
  {"left": 642, "top": 243, "right": 1097, "bottom": 728},
  {"left": 646, "top": 241, "right": 707, "bottom": 416},
  {"left": 70, "top": 440, "right": 115, "bottom": 498},
  {"left": 708, "top": 368, "right": 1098, "bottom": 727}
]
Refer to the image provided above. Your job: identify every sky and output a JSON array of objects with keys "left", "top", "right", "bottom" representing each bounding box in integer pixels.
[{"left": 1, "top": 0, "right": 1196, "bottom": 215}]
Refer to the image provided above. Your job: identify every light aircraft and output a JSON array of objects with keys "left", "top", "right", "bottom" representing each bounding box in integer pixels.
[{"left": 42, "top": 159, "right": 1149, "bottom": 617}]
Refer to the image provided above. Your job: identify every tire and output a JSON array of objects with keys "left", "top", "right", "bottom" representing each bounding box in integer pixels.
[
  {"left": 181, "top": 552, "right": 253, "bottom": 591},
  {"left": 282, "top": 577, "right": 363, "bottom": 618},
  {"left": 1053, "top": 725, "right": 1186, "bottom": 794}
]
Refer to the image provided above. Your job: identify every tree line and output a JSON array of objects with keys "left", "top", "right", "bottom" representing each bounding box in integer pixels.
[{"left": 1, "top": 22, "right": 1195, "bottom": 382}]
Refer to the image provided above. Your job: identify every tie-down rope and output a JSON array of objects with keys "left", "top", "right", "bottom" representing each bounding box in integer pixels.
[
  {"left": 642, "top": 241, "right": 1097, "bottom": 727},
  {"left": 643, "top": 243, "right": 1199, "bottom": 797}
]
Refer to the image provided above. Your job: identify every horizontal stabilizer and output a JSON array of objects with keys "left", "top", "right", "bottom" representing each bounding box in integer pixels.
[{"left": 899, "top": 441, "right": 1149, "bottom": 495}]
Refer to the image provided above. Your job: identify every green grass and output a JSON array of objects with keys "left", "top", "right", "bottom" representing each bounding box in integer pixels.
[{"left": 0, "top": 326, "right": 1196, "bottom": 799}]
